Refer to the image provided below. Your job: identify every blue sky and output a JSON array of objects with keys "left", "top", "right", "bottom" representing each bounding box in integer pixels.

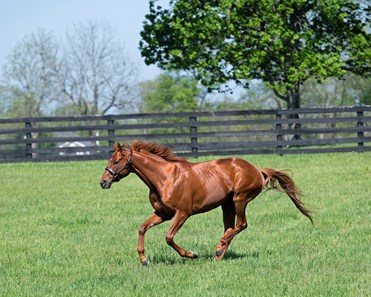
[{"left": 0, "top": 0, "right": 165, "bottom": 81}]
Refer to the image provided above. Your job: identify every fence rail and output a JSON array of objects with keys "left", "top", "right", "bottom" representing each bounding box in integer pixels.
[{"left": 0, "top": 107, "right": 370, "bottom": 162}]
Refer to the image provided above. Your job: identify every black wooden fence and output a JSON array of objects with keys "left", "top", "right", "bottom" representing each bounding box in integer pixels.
[{"left": 0, "top": 107, "right": 370, "bottom": 163}]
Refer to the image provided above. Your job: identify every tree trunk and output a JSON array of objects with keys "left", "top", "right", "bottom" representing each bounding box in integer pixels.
[
  {"left": 273, "top": 84, "right": 302, "bottom": 141},
  {"left": 287, "top": 86, "right": 301, "bottom": 141}
]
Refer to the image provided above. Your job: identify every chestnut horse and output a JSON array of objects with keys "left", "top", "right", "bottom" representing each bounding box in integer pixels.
[{"left": 100, "top": 140, "right": 312, "bottom": 265}]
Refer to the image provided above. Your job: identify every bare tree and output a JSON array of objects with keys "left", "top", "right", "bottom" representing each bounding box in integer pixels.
[
  {"left": 1, "top": 29, "right": 60, "bottom": 117},
  {"left": 60, "top": 20, "right": 138, "bottom": 115}
]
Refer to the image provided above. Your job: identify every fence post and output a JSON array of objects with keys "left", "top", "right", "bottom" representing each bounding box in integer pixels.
[
  {"left": 25, "top": 121, "right": 32, "bottom": 159},
  {"left": 356, "top": 110, "right": 364, "bottom": 152},
  {"left": 275, "top": 113, "right": 283, "bottom": 156},
  {"left": 189, "top": 116, "right": 198, "bottom": 157},
  {"left": 107, "top": 116, "right": 115, "bottom": 154}
]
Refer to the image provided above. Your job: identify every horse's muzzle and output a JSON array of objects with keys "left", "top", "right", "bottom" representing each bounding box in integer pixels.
[{"left": 100, "top": 180, "right": 112, "bottom": 189}]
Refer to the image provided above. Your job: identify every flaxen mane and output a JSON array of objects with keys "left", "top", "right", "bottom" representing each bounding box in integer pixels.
[{"left": 130, "top": 140, "right": 186, "bottom": 162}]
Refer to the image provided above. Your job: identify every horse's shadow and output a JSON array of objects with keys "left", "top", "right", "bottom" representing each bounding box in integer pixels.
[
  {"left": 150, "top": 250, "right": 260, "bottom": 265},
  {"left": 223, "top": 250, "right": 260, "bottom": 260}
]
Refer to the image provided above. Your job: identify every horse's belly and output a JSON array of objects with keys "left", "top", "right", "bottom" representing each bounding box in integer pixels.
[
  {"left": 192, "top": 185, "right": 230, "bottom": 214},
  {"left": 188, "top": 167, "right": 233, "bottom": 213}
]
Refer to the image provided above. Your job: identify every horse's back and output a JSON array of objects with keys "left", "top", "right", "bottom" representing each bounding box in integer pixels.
[
  {"left": 190, "top": 157, "right": 260, "bottom": 175},
  {"left": 190, "top": 157, "right": 264, "bottom": 194},
  {"left": 203, "top": 157, "right": 264, "bottom": 193}
]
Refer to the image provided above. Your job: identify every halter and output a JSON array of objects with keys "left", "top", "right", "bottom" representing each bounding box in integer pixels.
[{"left": 105, "top": 147, "right": 133, "bottom": 180}]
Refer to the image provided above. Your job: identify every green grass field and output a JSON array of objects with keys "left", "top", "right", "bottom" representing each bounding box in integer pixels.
[{"left": 1, "top": 152, "right": 370, "bottom": 296}]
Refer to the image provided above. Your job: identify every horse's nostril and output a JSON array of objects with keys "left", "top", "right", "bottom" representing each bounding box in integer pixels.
[{"left": 100, "top": 180, "right": 111, "bottom": 189}]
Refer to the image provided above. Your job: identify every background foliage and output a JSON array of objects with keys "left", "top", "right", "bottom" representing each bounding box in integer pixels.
[
  {"left": 0, "top": 2, "right": 370, "bottom": 118},
  {"left": 140, "top": 0, "right": 370, "bottom": 108},
  {"left": 0, "top": 21, "right": 138, "bottom": 118}
]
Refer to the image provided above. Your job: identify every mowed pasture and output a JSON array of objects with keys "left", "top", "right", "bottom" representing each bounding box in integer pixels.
[{"left": 1, "top": 152, "right": 370, "bottom": 296}]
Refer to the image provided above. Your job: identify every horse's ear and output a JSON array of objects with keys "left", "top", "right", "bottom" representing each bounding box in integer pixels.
[{"left": 112, "top": 142, "right": 122, "bottom": 151}]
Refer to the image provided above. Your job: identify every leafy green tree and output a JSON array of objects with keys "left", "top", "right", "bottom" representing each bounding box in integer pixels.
[
  {"left": 138, "top": 72, "right": 200, "bottom": 142},
  {"left": 140, "top": 0, "right": 370, "bottom": 109},
  {"left": 139, "top": 71, "right": 199, "bottom": 112}
]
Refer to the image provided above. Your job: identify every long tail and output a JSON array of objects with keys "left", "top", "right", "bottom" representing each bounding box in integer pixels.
[{"left": 260, "top": 168, "right": 313, "bottom": 224}]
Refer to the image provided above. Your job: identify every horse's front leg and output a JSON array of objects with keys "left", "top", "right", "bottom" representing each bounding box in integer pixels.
[
  {"left": 165, "top": 210, "right": 198, "bottom": 259},
  {"left": 138, "top": 213, "right": 168, "bottom": 265}
]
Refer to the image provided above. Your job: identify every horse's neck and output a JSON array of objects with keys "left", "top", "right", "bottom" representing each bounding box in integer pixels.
[{"left": 132, "top": 152, "right": 169, "bottom": 191}]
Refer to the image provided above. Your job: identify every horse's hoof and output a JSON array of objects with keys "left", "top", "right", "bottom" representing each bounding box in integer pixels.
[
  {"left": 190, "top": 251, "right": 198, "bottom": 259},
  {"left": 141, "top": 258, "right": 150, "bottom": 266}
]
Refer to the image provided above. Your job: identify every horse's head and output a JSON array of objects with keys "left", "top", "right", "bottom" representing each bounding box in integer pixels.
[{"left": 100, "top": 142, "right": 133, "bottom": 189}]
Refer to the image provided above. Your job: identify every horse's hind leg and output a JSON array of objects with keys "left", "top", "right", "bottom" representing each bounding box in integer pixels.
[
  {"left": 165, "top": 210, "right": 198, "bottom": 259},
  {"left": 215, "top": 192, "right": 258, "bottom": 260},
  {"left": 215, "top": 199, "right": 236, "bottom": 260}
]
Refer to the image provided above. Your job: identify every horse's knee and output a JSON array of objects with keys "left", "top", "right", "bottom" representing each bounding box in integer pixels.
[{"left": 139, "top": 224, "right": 147, "bottom": 236}]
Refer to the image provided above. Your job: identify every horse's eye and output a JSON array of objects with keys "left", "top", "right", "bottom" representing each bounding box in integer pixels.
[{"left": 114, "top": 160, "right": 120, "bottom": 165}]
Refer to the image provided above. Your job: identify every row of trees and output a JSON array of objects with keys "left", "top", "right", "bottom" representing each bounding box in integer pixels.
[
  {"left": 140, "top": 71, "right": 371, "bottom": 113},
  {"left": 0, "top": 0, "right": 370, "bottom": 118}
]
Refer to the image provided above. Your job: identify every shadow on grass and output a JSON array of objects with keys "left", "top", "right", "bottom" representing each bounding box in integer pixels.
[
  {"left": 149, "top": 250, "right": 261, "bottom": 265},
  {"left": 224, "top": 250, "right": 260, "bottom": 260}
]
